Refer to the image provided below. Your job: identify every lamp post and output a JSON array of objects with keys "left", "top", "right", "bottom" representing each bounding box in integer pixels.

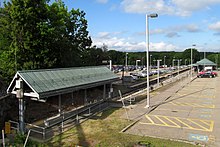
[
  {"left": 136, "top": 60, "right": 141, "bottom": 69},
  {"left": 178, "top": 59, "right": 182, "bottom": 77},
  {"left": 191, "top": 44, "right": 196, "bottom": 79},
  {"left": 157, "top": 60, "right": 162, "bottom": 87},
  {"left": 164, "top": 56, "right": 166, "bottom": 68},
  {"left": 172, "top": 58, "right": 175, "bottom": 68},
  {"left": 125, "top": 52, "right": 128, "bottom": 71},
  {"left": 150, "top": 54, "right": 152, "bottom": 69},
  {"left": 145, "top": 13, "right": 158, "bottom": 108}
]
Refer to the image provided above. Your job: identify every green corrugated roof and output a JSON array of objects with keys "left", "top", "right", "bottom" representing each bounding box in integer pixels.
[
  {"left": 7, "top": 66, "right": 119, "bottom": 99},
  {"left": 196, "top": 58, "right": 217, "bottom": 66}
]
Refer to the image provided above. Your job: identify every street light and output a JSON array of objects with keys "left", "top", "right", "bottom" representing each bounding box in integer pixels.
[
  {"left": 164, "top": 56, "right": 166, "bottom": 67},
  {"left": 150, "top": 55, "right": 152, "bottom": 69},
  {"left": 136, "top": 60, "right": 141, "bottom": 69},
  {"left": 178, "top": 59, "right": 182, "bottom": 77},
  {"left": 191, "top": 44, "right": 196, "bottom": 79},
  {"left": 145, "top": 13, "right": 158, "bottom": 108},
  {"left": 157, "top": 60, "right": 162, "bottom": 87},
  {"left": 172, "top": 58, "right": 175, "bottom": 67},
  {"left": 125, "top": 52, "right": 128, "bottom": 71}
]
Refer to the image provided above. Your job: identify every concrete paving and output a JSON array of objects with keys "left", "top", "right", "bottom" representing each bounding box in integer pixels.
[{"left": 122, "top": 71, "right": 220, "bottom": 147}]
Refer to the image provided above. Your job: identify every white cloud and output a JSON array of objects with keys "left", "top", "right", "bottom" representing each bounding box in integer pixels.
[
  {"left": 97, "top": 32, "right": 111, "bottom": 38},
  {"left": 166, "top": 32, "right": 180, "bottom": 38},
  {"left": 121, "top": 0, "right": 174, "bottom": 15},
  {"left": 96, "top": 0, "right": 108, "bottom": 4},
  {"left": 150, "top": 42, "right": 178, "bottom": 51},
  {"left": 171, "top": 0, "right": 220, "bottom": 11},
  {"left": 145, "top": 24, "right": 200, "bottom": 37},
  {"left": 92, "top": 32, "right": 179, "bottom": 52},
  {"left": 120, "top": 0, "right": 220, "bottom": 16},
  {"left": 209, "top": 21, "right": 220, "bottom": 32}
]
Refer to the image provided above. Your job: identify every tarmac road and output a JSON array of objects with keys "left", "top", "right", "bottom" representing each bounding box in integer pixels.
[{"left": 123, "top": 71, "right": 220, "bottom": 146}]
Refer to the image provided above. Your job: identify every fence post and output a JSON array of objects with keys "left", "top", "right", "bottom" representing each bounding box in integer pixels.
[
  {"left": 62, "top": 113, "right": 64, "bottom": 132},
  {"left": 43, "top": 128, "right": 45, "bottom": 140},
  {"left": 24, "top": 129, "right": 31, "bottom": 147},
  {"left": 76, "top": 115, "right": 79, "bottom": 123},
  {"left": 2, "top": 130, "right": 5, "bottom": 147}
]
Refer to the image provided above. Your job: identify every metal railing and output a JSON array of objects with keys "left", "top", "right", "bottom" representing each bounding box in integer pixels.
[{"left": 10, "top": 101, "right": 110, "bottom": 140}]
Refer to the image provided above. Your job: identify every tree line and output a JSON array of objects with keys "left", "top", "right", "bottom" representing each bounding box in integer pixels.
[{"left": 0, "top": 0, "right": 219, "bottom": 83}]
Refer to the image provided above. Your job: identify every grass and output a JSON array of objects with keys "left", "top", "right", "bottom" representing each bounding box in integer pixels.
[{"left": 46, "top": 108, "right": 197, "bottom": 147}]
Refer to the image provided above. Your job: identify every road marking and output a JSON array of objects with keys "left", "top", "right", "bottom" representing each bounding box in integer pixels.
[
  {"left": 146, "top": 115, "right": 154, "bottom": 124},
  {"left": 176, "top": 93, "right": 215, "bottom": 99},
  {"left": 203, "top": 101, "right": 212, "bottom": 104},
  {"left": 175, "top": 117, "right": 194, "bottom": 129},
  {"left": 208, "top": 135, "right": 215, "bottom": 143},
  {"left": 200, "top": 114, "right": 211, "bottom": 118},
  {"left": 189, "top": 133, "right": 208, "bottom": 142},
  {"left": 169, "top": 102, "right": 215, "bottom": 108},
  {"left": 140, "top": 114, "right": 214, "bottom": 132},
  {"left": 188, "top": 119, "right": 210, "bottom": 131},
  {"left": 154, "top": 108, "right": 212, "bottom": 114},
  {"left": 201, "top": 108, "right": 212, "bottom": 112},
  {"left": 162, "top": 116, "right": 179, "bottom": 127}
]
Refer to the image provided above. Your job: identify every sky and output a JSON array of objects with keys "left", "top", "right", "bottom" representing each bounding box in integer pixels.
[{"left": 52, "top": 1, "right": 220, "bottom": 52}]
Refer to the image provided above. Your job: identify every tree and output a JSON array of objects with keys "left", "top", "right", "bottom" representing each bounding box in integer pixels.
[
  {"left": 0, "top": 0, "right": 92, "bottom": 82},
  {"left": 182, "top": 48, "right": 200, "bottom": 64}
]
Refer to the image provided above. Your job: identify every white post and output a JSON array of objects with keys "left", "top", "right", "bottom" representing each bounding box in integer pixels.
[
  {"left": 145, "top": 13, "right": 158, "bottom": 108},
  {"left": 109, "top": 60, "right": 112, "bottom": 71},
  {"left": 136, "top": 60, "right": 140, "bottom": 70},
  {"left": 178, "top": 59, "right": 180, "bottom": 77},
  {"left": 2, "top": 130, "right": 5, "bottom": 147},
  {"left": 157, "top": 60, "right": 162, "bottom": 87},
  {"left": 146, "top": 14, "right": 150, "bottom": 108},
  {"left": 24, "top": 130, "right": 31, "bottom": 147},
  {"left": 125, "top": 53, "right": 128, "bottom": 71},
  {"left": 191, "top": 44, "right": 196, "bottom": 79},
  {"left": 164, "top": 56, "right": 166, "bottom": 67},
  {"left": 191, "top": 48, "right": 193, "bottom": 79},
  {"left": 136, "top": 60, "right": 138, "bottom": 69}
]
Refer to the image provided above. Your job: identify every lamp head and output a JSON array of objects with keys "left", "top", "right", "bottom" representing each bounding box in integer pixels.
[{"left": 148, "top": 13, "right": 158, "bottom": 18}]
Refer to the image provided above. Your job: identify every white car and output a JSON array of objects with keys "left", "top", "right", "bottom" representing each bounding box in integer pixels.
[{"left": 138, "top": 70, "right": 148, "bottom": 77}]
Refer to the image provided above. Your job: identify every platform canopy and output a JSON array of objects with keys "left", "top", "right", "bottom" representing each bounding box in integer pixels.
[
  {"left": 7, "top": 66, "right": 119, "bottom": 101},
  {"left": 196, "top": 58, "right": 217, "bottom": 66}
]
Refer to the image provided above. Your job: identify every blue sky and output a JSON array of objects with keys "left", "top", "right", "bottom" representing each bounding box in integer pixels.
[{"left": 64, "top": 0, "right": 220, "bottom": 52}]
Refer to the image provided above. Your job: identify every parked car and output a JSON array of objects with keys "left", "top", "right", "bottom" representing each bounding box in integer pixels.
[
  {"left": 138, "top": 70, "right": 148, "bottom": 78},
  {"left": 212, "top": 71, "right": 218, "bottom": 77},
  {"left": 197, "top": 71, "right": 216, "bottom": 78}
]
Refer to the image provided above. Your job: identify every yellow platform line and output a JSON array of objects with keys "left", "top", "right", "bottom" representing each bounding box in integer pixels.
[
  {"left": 200, "top": 120, "right": 212, "bottom": 126},
  {"left": 155, "top": 115, "right": 169, "bottom": 126},
  {"left": 169, "top": 102, "right": 215, "bottom": 108},
  {"left": 145, "top": 115, "right": 155, "bottom": 124},
  {"left": 174, "top": 118, "right": 194, "bottom": 129},
  {"left": 156, "top": 108, "right": 212, "bottom": 114},
  {"left": 141, "top": 115, "right": 214, "bottom": 132},
  {"left": 162, "top": 116, "right": 180, "bottom": 127},
  {"left": 208, "top": 135, "right": 215, "bottom": 142},
  {"left": 188, "top": 119, "right": 210, "bottom": 131},
  {"left": 209, "top": 121, "right": 214, "bottom": 132}
]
